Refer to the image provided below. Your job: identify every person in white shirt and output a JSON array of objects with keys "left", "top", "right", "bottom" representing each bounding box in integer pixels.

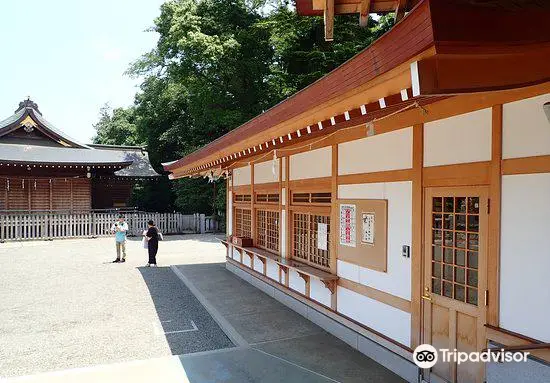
[{"left": 111, "top": 215, "right": 128, "bottom": 263}]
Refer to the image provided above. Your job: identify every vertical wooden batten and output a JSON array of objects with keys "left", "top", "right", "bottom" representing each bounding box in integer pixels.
[
  {"left": 488, "top": 104, "right": 503, "bottom": 326},
  {"left": 411, "top": 123, "right": 424, "bottom": 348}
]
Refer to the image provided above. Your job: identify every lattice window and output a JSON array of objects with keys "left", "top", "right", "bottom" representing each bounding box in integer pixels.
[
  {"left": 291, "top": 192, "right": 331, "bottom": 205},
  {"left": 431, "top": 196, "right": 480, "bottom": 306},
  {"left": 234, "top": 194, "right": 251, "bottom": 202},
  {"left": 234, "top": 207, "right": 251, "bottom": 238},
  {"left": 256, "top": 193, "right": 279, "bottom": 204},
  {"left": 256, "top": 209, "right": 279, "bottom": 252},
  {"left": 292, "top": 212, "right": 331, "bottom": 270}
]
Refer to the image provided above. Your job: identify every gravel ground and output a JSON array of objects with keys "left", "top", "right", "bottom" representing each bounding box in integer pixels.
[{"left": 0, "top": 234, "right": 230, "bottom": 378}]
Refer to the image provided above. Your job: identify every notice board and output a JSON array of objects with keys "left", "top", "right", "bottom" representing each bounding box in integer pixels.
[{"left": 337, "top": 199, "right": 388, "bottom": 272}]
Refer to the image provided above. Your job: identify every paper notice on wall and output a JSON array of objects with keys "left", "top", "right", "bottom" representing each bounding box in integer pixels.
[
  {"left": 361, "top": 212, "right": 375, "bottom": 245},
  {"left": 317, "top": 222, "right": 328, "bottom": 251},
  {"left": 339, "top": 204, "right": 356, "bottom": 247}
]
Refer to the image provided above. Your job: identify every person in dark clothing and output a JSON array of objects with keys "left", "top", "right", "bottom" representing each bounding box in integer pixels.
[{"left": 145, "top": 220, "right": 159, "bottom": 267}]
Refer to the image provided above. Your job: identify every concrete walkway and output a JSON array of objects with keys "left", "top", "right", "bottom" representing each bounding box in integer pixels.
[{"left": 171, "top": 263, "right": 405, "bottom": 383}]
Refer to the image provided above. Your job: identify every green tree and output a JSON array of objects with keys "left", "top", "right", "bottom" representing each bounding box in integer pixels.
[
  {"left": 92, "top": 104, "right": 140, "bottom": 146},
  {"left": 94, "top": 0, "right": 397, "bottom": 215}
]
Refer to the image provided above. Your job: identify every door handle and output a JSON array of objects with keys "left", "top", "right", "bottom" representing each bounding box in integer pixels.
[{"left": 422, "top": 287, "right": 432, "bottom": 302}]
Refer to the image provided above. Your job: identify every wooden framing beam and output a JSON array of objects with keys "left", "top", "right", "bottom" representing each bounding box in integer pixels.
[
  {"left": 359, "top": 0, "right": 371, "bottom": 27},
  {"left": 324, "top": 0, "right": 335, "bottom": 41},
  {"left": 394, "top": 0, "right": 407, "bottom": 23}
]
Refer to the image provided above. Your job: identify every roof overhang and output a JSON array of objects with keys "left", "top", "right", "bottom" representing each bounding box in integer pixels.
[{"left": 164, "top": 0, "right": 550, "bottom": 179}]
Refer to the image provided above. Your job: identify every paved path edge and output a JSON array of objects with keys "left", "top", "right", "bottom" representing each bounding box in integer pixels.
[{"left": 170, "top": 265, "right": 249, "bottom": 347}]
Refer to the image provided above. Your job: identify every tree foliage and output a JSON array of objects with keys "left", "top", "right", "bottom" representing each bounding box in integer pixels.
[{"left": 93, "top": 0, "right": 395, "bottom": 213}]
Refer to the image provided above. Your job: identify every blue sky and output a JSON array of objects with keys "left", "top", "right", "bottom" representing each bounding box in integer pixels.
[{"left": 0, "top": 0, "right": 165, "bottom": 143}]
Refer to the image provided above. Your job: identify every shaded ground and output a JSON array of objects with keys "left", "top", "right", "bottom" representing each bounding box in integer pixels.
[{"left": 0, "top": 234, "right": 227, "bottom": 378}]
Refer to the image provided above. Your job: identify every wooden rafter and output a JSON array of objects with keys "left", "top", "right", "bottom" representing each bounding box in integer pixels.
[
  {"left": 395, "top": 0, "right": 408, "bottom": 23},
  {"left": 324, "top": 0, "right": 335, "bottom": 41},
  {"left": 359, "top": 0, "right": 372, "bottom": 27}
]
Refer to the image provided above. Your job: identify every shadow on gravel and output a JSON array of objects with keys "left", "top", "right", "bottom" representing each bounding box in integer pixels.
[{"left": 138, "top": 266, "right": 234, "bottom": 356}]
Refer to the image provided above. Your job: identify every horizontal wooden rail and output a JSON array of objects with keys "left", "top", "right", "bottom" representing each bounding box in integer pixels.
[{"left": 485, "top": 343, "right": 550, "bottom": 353}]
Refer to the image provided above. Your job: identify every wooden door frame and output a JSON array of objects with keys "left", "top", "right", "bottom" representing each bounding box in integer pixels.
[{"left": 422, "top": 186, "right": 489, "bottom": 383}]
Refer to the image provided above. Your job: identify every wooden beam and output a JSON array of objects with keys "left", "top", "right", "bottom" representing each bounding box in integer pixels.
[
  {"left": 410, "top": 123, "right": 423, "bottom": 348},
  {"left": 487, "top": 105, "right": 502, "bottom": 327},
  {"left": 324, "top": 0, "right": 334, "bottom": 41},
  {"left": 394, "top": 0, "right": 407, "bottom": 23},
  {"left": 359, "top": 0, "right": 371, "bottom": 27}
]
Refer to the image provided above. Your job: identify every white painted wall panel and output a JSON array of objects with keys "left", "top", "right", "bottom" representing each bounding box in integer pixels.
[
  {"left": 337, "top": 260, "right": 360, "bottom": 282},
  {"left": 289, "top": 269, "right": 306, "bottom": 294},
  {"left": 503, "top": 93, "right": 550, "bottom": 159},
  {"left": 338, "top": 182, "right": 412, "bottom": 300},
  {"left": 232, "top": 247, "right": 240, "bottom": 261},
  {"left": 280, "top": 209, "right": 287, "bottom": 257},
  {"left": 500, "top": 173, "right": 550, "bottom": 342},
  {"left": 281, "top": 188, "right": 286, "bottom": 206},
  {"left": 266, "top": 259, "right": 279, "bottom": 281},
  {"left": 253, "top": 257, "right": 264, "bottom": 273},
  {"left": 233, "top": 166, "right": 251, "bottom": 186},
  {"left": 424, "top": 108, "right": 492, "bottom": 166},
  {"left": 290, "top": 147, "right": 331, "bottom": 180},
  {"left": 254, "top": 159, "right": 280, "bottom": 184},
  {"left": 338, "top": 287, "right": 411, "bottom": 346},
  {"left": 282, "top": 157, "right": 286, "bottom": 181},
  {"left": 242, "top": 252, "right": 251, "bottom": 268},
  {"left": 310, "top": 278, "right": 332, "bottom": 307},
  {"left": 338, "top": 127, "right": 412, "bottom": 175},
  {"left": 228, "top": 190, "right": 233, "bottom": 235}
]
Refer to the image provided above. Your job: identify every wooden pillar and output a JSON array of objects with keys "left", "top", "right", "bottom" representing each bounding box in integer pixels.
[
  {"left": 330, "top": 144, "right": 339, "bottom": 309},
  {"left": 359, "top": 0, "right": 371, "bottom": 27},
  {"left": 487, "top": 104, "right": 503, "bottom": 326},
  {"left": 411, "top": 123, "right": 424, "bottom": 348},
  {"left": 278, "top": 157, "right": 283, "bottom": 254},
  {"left": 285, "top": 156, "right": 291, "bottom": 259},
  {"left": 324, "top": 0, "right": 334, "bottom": 41},
  {"left": 250, "top": 164, "right": 255, "bottom": 243}
]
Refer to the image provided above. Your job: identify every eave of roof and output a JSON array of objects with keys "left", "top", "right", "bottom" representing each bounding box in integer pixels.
[
  {"left": 0, "top": 143, "right": 161, "bottom": 177},
  {"left": 164, "top": 0, "right": 550, "bottom": 177}
]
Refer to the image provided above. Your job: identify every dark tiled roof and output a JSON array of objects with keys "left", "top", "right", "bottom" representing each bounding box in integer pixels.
[{"left": 0, "top": 99, "right": 161, "bottom": 178}]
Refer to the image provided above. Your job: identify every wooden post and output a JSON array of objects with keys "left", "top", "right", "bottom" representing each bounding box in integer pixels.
[
  {"left": 487, "top": 104, "right": 503, "bottom": 326},
  {"left": 411, "top": 123, "right": 424, "bottom": 348},
  {"left": 330, "top": 144, "right": 338, "bottom": 309},
  {"left": 285, "top": 156, "right": 291, "bottom": 259},
  {"left": 324, "top": 0, "right": 335, "bottom": 41},
  {"left": 250, "top": 164, "right": 255, "bottom": 243},
  {"left": 359, "top": 0, "right": 371, "bottom": 27}
]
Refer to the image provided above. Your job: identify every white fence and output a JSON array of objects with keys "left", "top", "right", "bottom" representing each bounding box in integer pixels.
[{"left": 0, "top": 211, "right": 220, "bottom": 241}]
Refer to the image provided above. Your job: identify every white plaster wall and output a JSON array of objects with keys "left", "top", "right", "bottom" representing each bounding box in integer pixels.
[
  {"left": 253, "top": 257, "right": 264, "bottom": 273},
  {"left": 338, "top": 181, "right": 412, "bottom": 300},
  {"left": 338, "top": 287, "right": 411, "bottom": 346},
  {"left": 242, "top": 252, "right": 252, "bottom": 268},
  {"left": 290, "top": 146, "right": 331, "bottom": 180},
  {"left": 233, "top": 166, "right": 251, "bottom": 186},
  {"left": 231, "top": 247, "right": 240, "bottom": 261},
  {"left": 282, "top": 157, "right": 286, "bottom": 181},
  {"left": 310, "top": 278, "right": 331, "bottom": 307},
  {"left": 500, "top": 173, "right": 550, "bottom": 342},
  {"left": 266, "top": 259, "right": 279, "bottom": 281},
  {"left": 338, "top": 127, "right": 412, "bottom": 175},
  {"left": 228, "top": 190, "right": 233, "bottom": 235},
  {"left": 424, "top": 108, "right": 492, "bottom": 167},
  {"left": 503, "top": 93, "right": 550, "bottom": 159},
  {"left": 281, "top": 188, "right": 286, "bottom": 206},
  {"left": 289, "top": 269, "right": 306, "bottom": 294},
  {"left": 254, "top": 159, "right": 280, "bottom": 184},
  {"left": 280, "top": 209, "right": 287, "bottom": 257}
]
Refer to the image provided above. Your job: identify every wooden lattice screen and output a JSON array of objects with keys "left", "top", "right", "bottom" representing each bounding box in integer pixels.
[
  {"left": 256, "top": 209, "right": 279, "bottom": 252},
  {"left": 234, "top": 207, "right": 252, "bottom": 238},
  {"left": 292, "top": 212, "right": 331, "bottom": 270}
]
